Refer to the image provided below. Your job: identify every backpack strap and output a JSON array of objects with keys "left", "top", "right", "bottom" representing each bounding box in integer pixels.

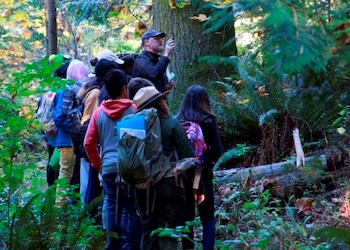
[{"left": 84, "top": 85, "right": 101, "bottom": 98}]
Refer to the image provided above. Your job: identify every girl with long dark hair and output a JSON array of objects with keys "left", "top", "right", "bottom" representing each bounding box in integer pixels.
[{"left": 177, "top": 84, "right": 222, "bottom": 250}]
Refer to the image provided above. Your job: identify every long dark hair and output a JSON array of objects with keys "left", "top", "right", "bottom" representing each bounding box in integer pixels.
[{"left": 177, "top": 84, "right": 216, "bottom": 123}]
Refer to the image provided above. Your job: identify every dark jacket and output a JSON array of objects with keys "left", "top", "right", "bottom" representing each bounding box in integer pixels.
[
  {"left": 132, "top": 50, "right": 170, "bottom": 93},
  {"left": 200, "top": 116, "right": 222, "bottom": 178}
]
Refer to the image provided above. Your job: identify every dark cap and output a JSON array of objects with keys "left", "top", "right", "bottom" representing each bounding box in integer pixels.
[
  {"left": 94, "top": 59, "right": 119, "bottom": 78},
  {"left": 141, "top": 29, "right": 166, "bottom": 43}
]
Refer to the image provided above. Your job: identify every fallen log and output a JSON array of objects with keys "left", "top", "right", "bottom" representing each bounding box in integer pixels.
[
  {"left": 266, "top": 166, "right": 350, "bottom": 199},
  {"left": 214, "top": 154, "right": 327, "bottom": 184}
]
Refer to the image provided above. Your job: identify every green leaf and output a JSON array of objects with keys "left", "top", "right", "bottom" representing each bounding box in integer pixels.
[
  {"left": 175, "top": 225, "right": 191, "bottom": 233},
  {"left": 250, "top": 236, "right": 270, "bottom": 248},
  {"left": 157, "top": 228, "right": 175, "bottom": 237},
  {"left": 339, "top": 109, "right": 346, "bottom": 115},
  {"left": 151, "top": 227, "right": 164, "bottom": 236},
  {"left": 332, "top": 117, "right": 343, "bottom": 126}
]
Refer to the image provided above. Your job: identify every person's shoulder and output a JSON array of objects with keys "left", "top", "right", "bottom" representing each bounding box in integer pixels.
[
  {"left": 54, "top": 89, "right": 64, "bottom": 98},
  {"left": 92, "top": 105, "right": 104, "bottom": 118},
  {"left": 201, "top": 114, "right": 216, "bottom": 125},
  {"left": 86, "top": 86, "right": 101, "bottom": 95},
  {"left": 161, "top": 116, "right": 182, "bottom": 128},
  {"left": 136, "top": 50, "right": 148, "bottom": 59},
  {"left": 84, "top": 87, "right": 100, "bottom": 100}
]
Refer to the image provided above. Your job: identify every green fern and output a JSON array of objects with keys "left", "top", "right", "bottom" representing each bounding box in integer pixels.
[
  {"left": 198, "top": 0, "right": 350, "bottom": 166},
  {"left": 213, "top": 144, "right": 255, "bottom": 171},
  {"left": 6, "top": 188, "right": 105, "bottom": 249}
]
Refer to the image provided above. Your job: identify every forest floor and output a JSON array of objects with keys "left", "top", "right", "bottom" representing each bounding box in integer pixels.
[
  {"left": 208, "top": 160, "right": 350, "bottom": 249},
  {"left": 33, "top": 153, "right": 350, "bottom": 249}
]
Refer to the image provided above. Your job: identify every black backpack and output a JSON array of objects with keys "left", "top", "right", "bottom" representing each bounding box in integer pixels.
[
  {"left": 76, "top": 85, "right": 101, "bottom": 160},
  {"left": 117, "top": 53, "right": 138, "bottom": 77},
  {"left": 80, "top": 118, "right": 91, "bottom": 162},
  {"left": 64, "top": 89, "right": 84, "bottom": 156}
]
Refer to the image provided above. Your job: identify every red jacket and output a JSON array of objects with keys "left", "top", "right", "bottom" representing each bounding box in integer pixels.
[{"left": 83, "top": 98, "right": 137, "bottom": 174}]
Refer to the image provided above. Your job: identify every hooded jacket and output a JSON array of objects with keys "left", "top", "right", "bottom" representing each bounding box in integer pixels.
[{"left": 83, "top": 98, "right": 137, "bottom": 176}]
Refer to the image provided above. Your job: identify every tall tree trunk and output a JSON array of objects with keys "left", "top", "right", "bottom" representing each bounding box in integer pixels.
[
  {"left": 152, "top": 1, "right": 237, "bottom": 94},
  {"left": 46, "top": 0, "right": 58, "bottom": 55}
]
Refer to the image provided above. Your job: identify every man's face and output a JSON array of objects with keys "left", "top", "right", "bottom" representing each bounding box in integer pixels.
[{"left": 144, "top": 36, "right": 164, "bottom": 54}]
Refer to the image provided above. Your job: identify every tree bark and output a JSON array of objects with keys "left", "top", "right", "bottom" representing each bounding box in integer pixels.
[
  {"left": 46, "top": 0, "right": 58, "bottom": 55},
  {"left": 152, "top": 1, "right": 237, "bottom": 94}
]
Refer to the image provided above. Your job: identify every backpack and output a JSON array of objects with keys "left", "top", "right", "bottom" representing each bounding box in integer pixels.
[
  {"left": 79, "top": 118, "right": 91, "bottom": 162},
  {"left": 77, "top": 84, "right": 102, "bottom": 160},
  {"left": 66, "top": 91, "right": 84, "bottom": 155},
  {"left": 35, "top": 91, "right": 57, "bottom": 136},
  {"left": 181, "top": 121, "right": 207, "bottom": 165},
  {"left": 117, "top": 53, "right": 138, "bottom": 76},
  {"left": 116, "top": 108, "right": 171, "bottom": 188},
  {"left": 181, "top": 121, "right": 207, "bottom": 192}
]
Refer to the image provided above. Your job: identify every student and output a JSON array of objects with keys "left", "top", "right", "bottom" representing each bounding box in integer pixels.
[
  {"left": 53, "top": 59, "right": 89, "bottom": 206},
  {"left": 177, "top": 84, "right": 222, "bottom": 250},
  {"left": 131, "top": 84, "right": 194, "bottom": 250},
  {"left": 132, "top": 30, "right": 175, "bottom": 93},
  {"left": 79, "top": 53, "right": 124, "bottom": 205},
  {"left": 127, "top": 77, "right": 154, "bottom": 99},
  {"left": 83, "top": 69, "right": 139, "bottom": 250},
  {"left": 41, "top": 61, "right": 69, "bottom": 187}
]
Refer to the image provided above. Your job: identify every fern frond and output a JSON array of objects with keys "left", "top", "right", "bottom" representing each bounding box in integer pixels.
[{"left": 213, "top": 144, "right": 255, "bottom": 171}]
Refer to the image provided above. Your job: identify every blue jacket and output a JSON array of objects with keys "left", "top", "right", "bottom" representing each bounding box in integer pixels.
[{"left": 52, "top": 89, "right": 73, "bottom": 147}]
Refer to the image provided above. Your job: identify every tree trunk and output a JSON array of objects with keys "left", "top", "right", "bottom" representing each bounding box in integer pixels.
[
  {"left": 46, "top": 0, "right": 58, "bottom": 55},
  {"left": 152, "top": 1, "right": 237, "bottom": 94}
]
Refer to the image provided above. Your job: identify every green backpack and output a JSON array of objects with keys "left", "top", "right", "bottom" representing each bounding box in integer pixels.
[{"left": 116, "top": 108, "right": 172, "bottom": 188}]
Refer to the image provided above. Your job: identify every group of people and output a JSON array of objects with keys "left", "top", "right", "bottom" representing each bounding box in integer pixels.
[{"left": 40, "top": 29, "right": 222, "bottom": 250}]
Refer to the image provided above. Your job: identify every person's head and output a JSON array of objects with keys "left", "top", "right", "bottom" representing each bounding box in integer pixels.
[
  {"left": 128, "top": 77, "right": 154, "bottom": 100},
  {"left": 177, "top": 84, "right": 215, "bottom": 123},
  {"left": 103, "top": 69, "right": 128, "bottom": 99},
  {"left": 141, "top": 29, "right": 166, "bottom": 54},
  {"left": 96, "top": 49, "right": 124, "bottom": 65},
  {"left": 133, "top": 86, "right": 170, "bottom": 117},
  {"left": 95, "top": 59, "right": 119, "bottom": 78},
  {"left": 66, "top": 59, "right": 89, "bottom": 81},
  {"left": 53, "top": 62, "right": 70, "bottom": 78}
]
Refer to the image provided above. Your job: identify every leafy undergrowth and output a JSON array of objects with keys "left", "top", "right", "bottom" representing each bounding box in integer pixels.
[
  {"left": 202, "top": 173, "right": 350, "bottom": 249},
  {"left": 0, "top": 155, "right": 106, "bottom": 250}
]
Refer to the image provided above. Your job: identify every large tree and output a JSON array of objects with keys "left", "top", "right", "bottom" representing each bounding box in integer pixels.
[{"left": 152, "top": 1, "right": 237, "bottom": 93}]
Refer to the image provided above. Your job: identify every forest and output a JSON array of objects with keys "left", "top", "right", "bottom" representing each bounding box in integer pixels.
[{"left": 0, "top": 0, "right": 350, "bottom": 249}]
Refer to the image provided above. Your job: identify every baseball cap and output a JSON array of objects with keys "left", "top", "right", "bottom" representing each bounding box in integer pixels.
[
  {"left": 96, "top": 49, "right": 124, "bottom": 64},
  {"left": 141, "top": 29, "right": 166, "bottom": 43}
]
